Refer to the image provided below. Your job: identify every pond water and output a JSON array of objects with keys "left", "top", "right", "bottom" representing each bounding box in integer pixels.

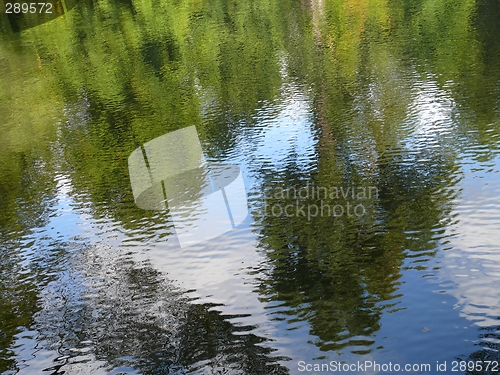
[{"left": 1, "top": 0, "right": 500, "bottom": 373}]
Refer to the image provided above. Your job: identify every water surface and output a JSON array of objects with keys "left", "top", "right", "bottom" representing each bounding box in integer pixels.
[{"left": 1, "top": 0, "right": 500, "bottom": 373}]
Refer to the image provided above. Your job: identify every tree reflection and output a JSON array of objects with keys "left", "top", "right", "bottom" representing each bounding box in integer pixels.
[
  {"left": 24, "top": 248, "right": 289, "bottom": 374},
  {"left": 1, "top": 0, "right": 500, "bottom": 369}
]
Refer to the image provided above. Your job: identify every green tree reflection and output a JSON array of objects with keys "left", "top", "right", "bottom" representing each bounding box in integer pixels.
[{"left": 0, "top": 0, "right": 499, "bottom": 369}]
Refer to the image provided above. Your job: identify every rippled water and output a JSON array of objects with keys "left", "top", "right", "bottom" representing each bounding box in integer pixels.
[{"left": 1, "top": 0, "right": 500, "bottom": 373}]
